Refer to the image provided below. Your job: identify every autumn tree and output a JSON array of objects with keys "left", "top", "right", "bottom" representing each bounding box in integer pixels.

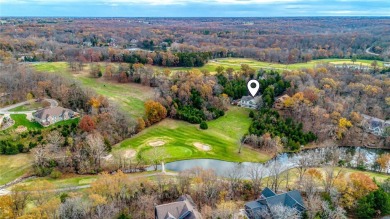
[
  {"left": 337, "top": 172, "right": 378, "bottom": 209},
  {"left": 79, "top": 115, "right": 95, "bottom": 132},
  {"left": 137, "top": 117, "right": 146, "bottom": 132},
  {"left": 376, "top": 154, "right": 390, "bottom": 173},
  {"left": 144, "top": 100, "right": 167, "bottom": 124}
]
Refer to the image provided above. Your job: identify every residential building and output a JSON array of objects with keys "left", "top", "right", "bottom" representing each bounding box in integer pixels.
[
  {"left": 273, "top": 94, "right": 290, "bottom": 109},
  {"left": 238, "top": 96, "right": 262, "bottom": 109},
  {"left": 155, "top": 195, "right": 202, "bottom": 219},
  {"left": 245, "top": 187, "right": 306, "bottom": 219},
  {"left": 33, "top": 106, "right": 77, "bottom": 126},
  {"left": 361, "top": 114, "right": 390, "bottom": 136}
]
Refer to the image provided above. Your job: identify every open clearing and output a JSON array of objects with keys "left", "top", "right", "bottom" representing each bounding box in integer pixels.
[
  {"left": 114, "top": 107, "right": 270, "bottom": 163},
  {"left": 0, "top": 154, "right": 34, "bottom": 185},
  {"left": 157, "top": 58, "right": 384, "bottom": 74},
  {"left": 33, "top": 62, "right": 155, "bottom": 118}
]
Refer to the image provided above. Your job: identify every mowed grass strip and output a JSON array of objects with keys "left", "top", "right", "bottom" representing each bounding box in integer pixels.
[{"left": 115, "top": 107, "right": 270, "bottom": 163}]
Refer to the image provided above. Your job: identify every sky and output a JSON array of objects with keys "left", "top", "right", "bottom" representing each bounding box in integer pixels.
[{"left": 0, "top": 0, "right": 390, "bottom": 17}]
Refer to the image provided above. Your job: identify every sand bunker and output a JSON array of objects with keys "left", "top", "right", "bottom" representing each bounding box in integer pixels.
[
  {"left": 123, "top": 149, "right": 136, "bottom": 158},
  {"left": 193, "top": 142, "right": 211, "bottom": 151},
  {"left": 148, "top": 140, "right": 165, "bottom": 147}
]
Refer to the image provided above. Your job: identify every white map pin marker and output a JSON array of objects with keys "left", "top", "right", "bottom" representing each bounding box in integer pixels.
[{"left": 247, "top": 80, "right": 259, "bottom": 97}]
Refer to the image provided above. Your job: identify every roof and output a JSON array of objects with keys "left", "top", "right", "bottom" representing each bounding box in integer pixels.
[
  {"left": 155, "top": 195, "right": 201, "bottom": 219},
  {"left": 261, "top": 187, "right": 276, "bottom": 198},
  {"left": 245, "top": 188, "right": 305, "bottom": 218},
  {"left": 241, "top": 95, "right": 261, "bottom": 103},
  {"left": 33, "top": 107, "right": 74, "bottom": 120}
]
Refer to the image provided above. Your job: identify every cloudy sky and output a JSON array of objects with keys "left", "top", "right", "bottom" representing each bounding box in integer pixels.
[{"left": 1, "top": 0, "right": 389, "bottom": 17}]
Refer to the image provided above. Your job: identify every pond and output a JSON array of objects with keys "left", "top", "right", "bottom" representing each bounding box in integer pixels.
[{"left": 149, "top": 147, "right": 390, "bottom": 178}]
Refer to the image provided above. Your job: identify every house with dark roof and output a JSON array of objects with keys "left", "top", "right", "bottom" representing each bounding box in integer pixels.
[
  {"left": 245, "top": 187, "right": 306, "bottom": 219},
  {"left": 33, "top": 106, "right": 77, "bottom": 126},
  {"left": 155, "top": 195, "right": 202, "bottom": 219}
]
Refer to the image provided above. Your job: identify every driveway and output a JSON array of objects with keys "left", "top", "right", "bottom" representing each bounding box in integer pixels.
[{"left": 0, "top": 98, "right": 58, "bottom": 115}]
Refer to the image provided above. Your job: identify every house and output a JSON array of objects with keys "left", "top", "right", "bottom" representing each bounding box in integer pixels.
[
  {"left": 33, "top": 106, "right": 77, "bottom": 126},
  {"left": 238, "top": 96, "right": 262, "bottom": 109},
  {"left": 155, "top": 195, "right": 202, "bottom": 219},
  {"left": 245, "top": 187, "right": 306, "bottom": 219},
  {"left": 361, "top": 114, "right": 390, "bottom": 137},
  {"left": 273, "top": 94, "right": 290, "bottom": 109}
]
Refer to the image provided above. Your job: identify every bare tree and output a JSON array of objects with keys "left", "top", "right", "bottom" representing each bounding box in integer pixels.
[
  {"left": 86, "top": 132, "right": 106, "bottom": 171},
  {"left": 322, "top": 166, "right": 344, "bottom": 193},
  {"left": 321, "top": 200, "right": 347, "bottom": 219},
  {"left": 136, "top": 194, "right": 157, "bottom": 219},
  {"left": 33, "top": 145, "right": 48, "bottom": 169},
  {"left": 267, "top": 160, "right": 285, "bottom": 193},
  {"left": 256, "top": 204, "right": 301, "bottom": 219},
  {"left": 47, "top": 130, "right": 64, "bottom": 153},
  {"left": 226, "top": 163, "right": 243, "bottom": 199},
  {"left": 248, "top": 163, "right": 266, "bottom": 198},
  {"left": 59, "top": 197, "right": 89, "bottom": 219},
  {"left": 294, "top": 151, "right": 318, "bottom": 183}
]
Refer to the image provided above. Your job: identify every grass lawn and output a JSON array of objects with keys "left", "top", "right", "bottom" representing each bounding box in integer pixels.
[
  {"left": 10, "top": 114, "right": 42, "bottom": 129},
  {"left": 9, "top": 102, "right": 44, "bottom": 112},
  {"left": 0, "top": 154, "right": 34, "bottom": 185},
  {"left": 33, "top": 62, "right": 154, "bottom": 118},
  {"left": 20, "top": 174, "right": 98, "bottom": 189},
  {"left": 114, "top": 107, "right": 270, "bottom": 163}
]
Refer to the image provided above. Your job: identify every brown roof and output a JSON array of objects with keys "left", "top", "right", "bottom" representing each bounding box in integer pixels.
[
  {"left": 155, "top": 195, "right": 202, "bottom": 219},
  {"left": 33, "top": 106, "right": 74, "bottom": 120}
]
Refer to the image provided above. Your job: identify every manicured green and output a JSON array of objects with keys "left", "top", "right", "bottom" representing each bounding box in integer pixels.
[
  {"left": 10, "top": 114, "right": 42, "bottom": 129},
  {"left": 115, "top": 107, "right": 270, "bottom": 163}
]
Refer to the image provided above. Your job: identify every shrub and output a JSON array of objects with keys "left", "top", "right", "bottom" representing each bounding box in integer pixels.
[
  {"left": 200, "top": 121, "right": 208, "bottom": 130},
  {"left": 50, "top": 169, "right": 62, "bottom": 179}
]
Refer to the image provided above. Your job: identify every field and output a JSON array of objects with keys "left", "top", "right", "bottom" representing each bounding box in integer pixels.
[
  {"left": 0, "top": 154, "right": 34, "bottom": 185},
  {"left": 114, "top": 107, "right": 270, "bottom": 163},
  {"left": 158, "top": 58, "right": 384, "bottom": 74},
  {"left": 33, "top": 62, "right": 155, "bottom": 118}
]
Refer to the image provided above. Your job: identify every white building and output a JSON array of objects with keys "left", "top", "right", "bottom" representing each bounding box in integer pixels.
[{"left": 238, "top": 96, "right": 262, "bottom": 109}]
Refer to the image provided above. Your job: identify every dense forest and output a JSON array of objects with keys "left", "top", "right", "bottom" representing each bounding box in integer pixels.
[{"left": 0, "top": 17, "right": 389, "bottom": 66}]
